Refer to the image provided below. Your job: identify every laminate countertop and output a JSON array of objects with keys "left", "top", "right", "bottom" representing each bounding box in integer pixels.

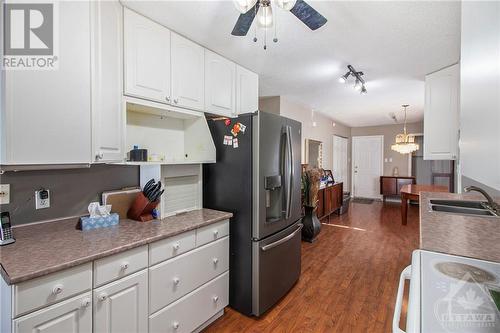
[
  {"left": 0, "top": 208, "right": 232, "bottom": 284},
  {"left": 420, "top": 191, "right": 500, "bottom": 263}
]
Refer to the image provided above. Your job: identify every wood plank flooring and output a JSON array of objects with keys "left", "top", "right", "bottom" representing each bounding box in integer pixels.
[{"left": 203, "top": 201, "right": 420, "bottom": 333}]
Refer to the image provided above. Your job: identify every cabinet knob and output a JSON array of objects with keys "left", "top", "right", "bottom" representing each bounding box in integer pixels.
[
  {"left": 213, "top": 230, "right": 219, "bottom": 238},
  {"left": 172, "top": 322, "right": 180, "bottom": 330},
  {"left": 52, "top": 284, "right": 64, "bottom": 295},
  {"left": 81, "top": 298, "right": 91, "bottom": 308},
  {"left": 95, "top": 153, "right": 103, "bottom": 161},
  {"left": 173, "top": 277, "right": 180, "bottom": 285},
  {"left": 172, "top": 242, "right": 180, "bottom": 251},
  {"left": 174, "top": 99, "right": 179, "bottom": 104},
  {"left": 165, "top": 96, "right": 170, "bottom": 102},
  {"left": 120, "top": 262, "right": 129, "bottom": 270},
  {"left": 213, "top": 258, "right": 219, "bottom": 265},
  {"left": 98, "top": 293, "right": 108, "bottom": 302},
  {"left": 213, "top": 295, "right": 219, "bottom": 303}
]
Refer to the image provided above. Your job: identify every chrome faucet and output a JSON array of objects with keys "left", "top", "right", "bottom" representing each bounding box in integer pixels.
[{"left": 464, "top": 186, "right": 500, "bottom": 214}]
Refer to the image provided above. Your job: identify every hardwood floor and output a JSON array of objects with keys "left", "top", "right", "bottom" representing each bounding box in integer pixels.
[{"left": 204, "top": 201, "right": 420, "bottom": 333}]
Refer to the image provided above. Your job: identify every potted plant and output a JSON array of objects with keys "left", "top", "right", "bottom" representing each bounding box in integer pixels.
[{"left": 301, "top": 168, "right": 321, "bottom": 242}]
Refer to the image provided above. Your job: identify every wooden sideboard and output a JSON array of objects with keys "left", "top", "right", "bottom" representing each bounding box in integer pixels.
[
  {"left": 317, "top": 182, "right": 343, "bottom": 221},
  {"left": 380, "top": 176, "right": 416, "bottom": 201}
]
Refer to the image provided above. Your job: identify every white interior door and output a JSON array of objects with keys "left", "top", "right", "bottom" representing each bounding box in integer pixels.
[
  {"left": 352, "top": 136, "right": 383, "bottom": 198},
  {"left": 333, "top": 135, "right": 349, "bottom": 190}
]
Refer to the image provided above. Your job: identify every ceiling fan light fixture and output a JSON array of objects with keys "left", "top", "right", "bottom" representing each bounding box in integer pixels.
[
  {"left": 257, "top": 5, "right": 274, "bottom": 28},
  {"left": 233, "top": 0, "right": 258, "bottom": 14},
  {"left": 276, "top": 0, "right": 297, "bottom": 11}
]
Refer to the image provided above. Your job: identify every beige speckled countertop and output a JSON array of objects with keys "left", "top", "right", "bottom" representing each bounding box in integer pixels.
[
  {"left": 420, "top": 191, "right": 500, "bottom": 263},
  {"left": 0, "top": 208, "right": 232, "bottom": 284}
]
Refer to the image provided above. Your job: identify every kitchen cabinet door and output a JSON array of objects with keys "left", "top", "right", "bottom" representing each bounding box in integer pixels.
[
  {"left": 13, "top": 293, "right": 92, "bottom": 333},
  {"left": 91, "top": 0, "right": 124, "bottom": 162},
  {"left": 2, "top": 1, "right": 92, "bottom": 164},
  {"left": 236, "top": 65, "right": 259, "bottom": 115},
  {"left": 171, "top": 33, "right": 205, "bottom": 111},
  {"left": 124, "top": 8, "right": 171, "bottom": 104},
  {"left": 205, "top": 50, "right": 236, "bottom": 117},
  {"left": 424, "top": 64, "right": 459, "bottom": 160},
  {"left": 93, "top": 270, "right": 148, "bottom": 333}
]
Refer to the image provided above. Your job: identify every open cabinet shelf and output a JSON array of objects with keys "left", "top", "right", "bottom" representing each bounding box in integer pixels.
[{"left": 124, "top": 97, "right": 216, "bottom": 165}]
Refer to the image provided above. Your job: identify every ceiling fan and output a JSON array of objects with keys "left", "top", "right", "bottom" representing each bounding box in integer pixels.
[{"left": 231, "top": 0, "right": 327, "bottom": 48}]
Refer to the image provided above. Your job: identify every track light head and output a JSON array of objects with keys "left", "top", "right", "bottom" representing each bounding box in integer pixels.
[
  {"left": 354, "top": 79, "right": 362, "bottom": 90},
  {"left": 338, "top": 72, "right": 350, "bottom": 84},
  {"left": 360, "top": 85, "right": 367, "bottom": 94}
]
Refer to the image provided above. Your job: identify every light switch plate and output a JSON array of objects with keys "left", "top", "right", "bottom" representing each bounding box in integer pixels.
[
  {"left": 35, "top": 189, "right": 50, "bottom": 209},
  {"left": 0, "top": 184, "right": 10, "bottom": 204}
]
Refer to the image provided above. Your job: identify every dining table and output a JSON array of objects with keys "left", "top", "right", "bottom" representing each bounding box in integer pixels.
[{"left": 400, "top": 184, "right": 449, "bottom": 225}]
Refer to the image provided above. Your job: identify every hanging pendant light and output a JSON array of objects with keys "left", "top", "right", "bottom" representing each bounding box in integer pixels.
[
  {"left": 257, "top": 4, "right": 273, "bottom": 28},
  {"left": 391, "top": 104, "right": 419, "bottom": 154}
]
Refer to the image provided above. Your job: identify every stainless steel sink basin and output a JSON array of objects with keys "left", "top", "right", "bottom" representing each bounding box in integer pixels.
[
  {"left": 429, "top": 199, "right": 487, "bottom": 210},
  {"left": 429, "top": 199, "right": 499, "bottom": 218}
]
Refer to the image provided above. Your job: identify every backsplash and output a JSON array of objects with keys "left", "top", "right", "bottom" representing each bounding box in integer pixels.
[{"left": 0, "top": 165, "right": 139, "bottom": 225}]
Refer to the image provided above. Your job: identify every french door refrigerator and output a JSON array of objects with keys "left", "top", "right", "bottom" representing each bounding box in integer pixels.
[{"left": 203, "top": 111, "right": 303, "bottom": 316}]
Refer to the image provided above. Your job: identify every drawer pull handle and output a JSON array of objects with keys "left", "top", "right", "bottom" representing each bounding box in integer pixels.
[
  {"left": 213, "top": 258, "right": 219, "bottom": 265},
  {"left": 52, "top": 284, "right": 64, "bottom": 295},
  {"left": 213, "top": 296, "right": 219, "bottom": 303},
  {"left": 173, "top": 242, "right": 180, "bottom": 250},
  {"left": 98, "top": 293, "right": 108, "bottom": 302},
  {"left": 81, "top": 298, "right": 91, "bottom": 308},
  {"left": 213, "top": 230, "right": 219, "bottom": 238},
  {"left": 172, "top": 321, "right": 180, "bottom": 329},
  {"left": 120, "top": 262, "right": 129, "bottom": 270},
  {"left": 173, "top": 277, "right": 180, "bottom": 285}
]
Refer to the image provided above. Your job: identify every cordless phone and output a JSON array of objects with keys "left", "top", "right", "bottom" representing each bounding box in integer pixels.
[{"left": 0, "top": 212, "right": 15, "bottom": 246}]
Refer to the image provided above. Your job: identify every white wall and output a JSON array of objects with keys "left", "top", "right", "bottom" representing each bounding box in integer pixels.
[{"left": 460, "top": 1, "right": 500, "bottom": 193}]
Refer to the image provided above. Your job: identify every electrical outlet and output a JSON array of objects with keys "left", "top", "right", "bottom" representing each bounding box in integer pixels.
[
  {"left": 0, "top": 184, "right": 10, "bottom": 204},
  {"left": 35, "top": 189, "right": 50, "bottom": 209}
]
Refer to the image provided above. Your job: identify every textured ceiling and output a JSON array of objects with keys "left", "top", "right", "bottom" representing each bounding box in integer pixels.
[{"left": 123, "top": 0, "right": 461, "bottom": 127}]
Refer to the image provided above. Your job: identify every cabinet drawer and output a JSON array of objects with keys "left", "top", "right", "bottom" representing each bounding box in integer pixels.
[
  {"left": 149, "top": 272, "right": 229, "bottom": 333},
  {"left": 13, "top": 263, "right": 92, "bottom": 318},
  {"left": 13, "top": 292, "right": 92, "bottom": 333},
  {"left": 149, "top": 230, "right": 196, "bottom": 265},
  {"left": 93, "top": 245, "right": 148, "bottom": 287},
  {"left": 196, "top": 219, "right": 229, "bottom": 247},
  {"left": 149, "top": 236, "right": 229, "bottom": 314}
]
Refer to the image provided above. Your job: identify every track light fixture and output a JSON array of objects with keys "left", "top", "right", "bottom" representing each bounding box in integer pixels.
[{"left": 339, "top": 64, "right": 367, "bottom": 94}]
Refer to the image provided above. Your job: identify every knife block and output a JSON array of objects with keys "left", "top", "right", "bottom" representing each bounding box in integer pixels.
[{"left": 127, "top": 192, "right": 159, "bottom": 222}]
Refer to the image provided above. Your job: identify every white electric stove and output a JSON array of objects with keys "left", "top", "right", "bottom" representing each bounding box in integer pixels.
[{"left": 394, "top": 250, "right": 500, "bottom": 333}]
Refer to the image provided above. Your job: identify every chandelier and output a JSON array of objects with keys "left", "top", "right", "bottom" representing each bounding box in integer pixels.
[{"left": 391, "top": 104, "right": 419, "bottom": 154}]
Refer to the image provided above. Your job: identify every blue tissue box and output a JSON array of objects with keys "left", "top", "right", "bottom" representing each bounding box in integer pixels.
[{"left": 79, "top": 213, "right": 119, "bottom": 231}]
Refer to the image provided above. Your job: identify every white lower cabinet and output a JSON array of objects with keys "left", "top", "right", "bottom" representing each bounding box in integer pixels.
[
  {"left": 149, "top": 272, "right": 229, "bottom": 333},
  {"left": 93, "top": 270, "right": 148, "bottom": 333},
  {"left": 149, "top": 237, "right": 229, "bottom": 314},
  {"left": 13, "top": 292, "right": 92, "bottom": 333}
]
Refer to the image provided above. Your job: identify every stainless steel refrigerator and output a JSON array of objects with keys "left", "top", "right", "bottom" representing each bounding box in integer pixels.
[{"left": 203, "top": 111, "right": 303, "bottom": 316}]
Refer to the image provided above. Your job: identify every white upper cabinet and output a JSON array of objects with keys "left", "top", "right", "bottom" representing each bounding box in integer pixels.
[
  {"left": 205, "top": 50, "right": 236, "bottom": 117},
  {"left": 2, "top": 1, "right": 92, "bottom": 165},
  {"left": 236, "top": 65, "right": 259, "bottom": 115},
  {"left": 424, "top": 64, "right": 460, "bottom": 160},
  {"left": 124, "top": 8, "right": 171, "bottom": 104},
  {"left": 91, "top": 0, "right": 124, "bottom": 162},
  {"left": 171, "top": 33, "right": 205, "bottom": 111}
]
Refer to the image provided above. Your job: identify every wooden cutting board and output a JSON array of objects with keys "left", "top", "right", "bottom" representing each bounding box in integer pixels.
[{"left": 102, "top": 188, "right": 141, "bottom": 219}]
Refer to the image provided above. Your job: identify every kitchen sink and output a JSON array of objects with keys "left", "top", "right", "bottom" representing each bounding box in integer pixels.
[
  {"left": 429, "top": 199, "right": 487, "bottom": 210},
  {"left": 430, "top": 204, "right": 497, "bottom": 216}
]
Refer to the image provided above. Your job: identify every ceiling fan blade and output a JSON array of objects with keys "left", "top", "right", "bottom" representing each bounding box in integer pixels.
[
  {"left": 231, "top": 3, "right": 260, "bottom": 36},
  {"left": 290, "top": 0, "right": 327, "bottom": 31}
]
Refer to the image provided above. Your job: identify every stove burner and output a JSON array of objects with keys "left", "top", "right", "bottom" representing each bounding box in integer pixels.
[{"left": 434, "top": 261, "right": 497, "bottom": 283}]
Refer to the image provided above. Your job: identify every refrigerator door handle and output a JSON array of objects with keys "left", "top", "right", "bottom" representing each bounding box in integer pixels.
[
  {"left": 284, "top": 125, "right": 293, "bottom": 220},
  {"left": 260, "top": 224, "right": 303, "bottom": 251}
]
